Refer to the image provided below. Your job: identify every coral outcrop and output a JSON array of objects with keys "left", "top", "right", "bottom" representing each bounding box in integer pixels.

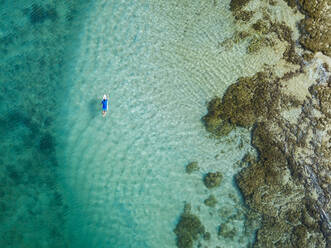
[
  {"left": 284, "top": 0, "right": 330, "bottom": 56},
  {"left": 203, "top": 172, "right": 223, "bottom": 189},
  {"left": 229, "top": 0, "right": 251, "bottom": 12},
  {"left": 204, "top": 195, "right": 218, "bottom": 207},
  {"left": 201, "top": 0, "right": 331, "bottom": 247},
  {"left": 202, "top": 97, "right": 234, "bottom": 136},
  {"left": 218, "top": 223, "right": 237, "bottom": 239},
  {"left": 204, "top": 66, "right": 330, "bottom": 247},
  {"left": 174, "top": 204, "right": 205, "bottom": 248},
  {"left": 297, "top": 0, "right": 331, "bottom": 56},
  {"left": 203, "top": 71, "right": 280, "bottom": 128},
  {"left": 185, "top": 162, "right": 199, "bottom": 174}
]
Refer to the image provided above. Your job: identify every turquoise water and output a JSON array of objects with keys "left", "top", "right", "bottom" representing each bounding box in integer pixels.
[
  {"left": 0, "top": 0, "right": 300, "bottom": 247},
  {"left": 57, "top": 1, "right": 262, "bottom": 247},
  {"left": 0, "top": 0, "right": 90, "bottom": 246}
]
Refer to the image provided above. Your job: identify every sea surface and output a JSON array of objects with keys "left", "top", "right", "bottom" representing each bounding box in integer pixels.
[{"left": 0, "top": 0, "right": 302, "bottom": 247}]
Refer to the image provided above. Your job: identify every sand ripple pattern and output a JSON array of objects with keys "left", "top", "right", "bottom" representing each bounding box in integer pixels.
[{"left": 56, "top": 0, "right": 267, "bottom": 247}]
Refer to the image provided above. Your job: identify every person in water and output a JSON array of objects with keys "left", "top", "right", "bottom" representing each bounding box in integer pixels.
[{"left": 101, "top": 94, "right": 108, "bottom": 117}]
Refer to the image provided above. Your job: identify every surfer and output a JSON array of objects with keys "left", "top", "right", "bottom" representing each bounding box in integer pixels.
[{"left": 101, "top": 94, "right": 108, "bottom": 117}]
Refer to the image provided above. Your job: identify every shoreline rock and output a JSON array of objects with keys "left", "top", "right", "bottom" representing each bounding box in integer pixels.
[
  {"left": 211, "top": 2, "right": 331, "bottom": 246},
  {"left": 203, "top": 4, "right": 330, "bottom": 242}
]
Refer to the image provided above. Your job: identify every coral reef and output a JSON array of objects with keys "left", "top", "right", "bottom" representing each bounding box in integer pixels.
[
  {"left": 202, "top": 1, "right": 331, "bottom": 247},
  {"left": 297, "top": 0, "right": 331, "bottom": 56},
  {"left": 247, "top": 36, "right": 274, "bottom": 54},
  {"left": 283, "top": 0, "right": 331, "bottom": 56},
  {"left": 185, "top": 162, "right": 199, "bottom": 174},
  {"left": 30, "top": 4, "right": 58, "bottom": 24},
  {"left": 204, "top": 66, "right": 330, "bottom": 247},
  {"left": 229, "top": 0, "right": 251, "bottom": 12},
  {"left": 203, "top": 231, "right": 211, "bottom": 241},
  {"left": 203, "top": 71, "right": 280, "bottom": 128},
  {"left": 204, "top": 195, "right": 218, "bottom": 207},
  {"left": 203, "top": 172, "right": 223, "bottom": 189},
  {"left": 202, "top": 97, "right": 234, "bottom": 136},
  {"left": 283, "top": 0, "right": 297, "bottom": 9},
  {"left": 174, "top": 204, "right": 205, "bottom": 248},
  {"left": 0, "top": 1, "right": 89, "bottom": 246},
  {"left": 234, "top": 10, "right": 254, "bottom": 22},
  {"left": 218, "top": 223, "right": 237, "bottom": 239},
  {"left": 252, "top": 20, "right": 270, "bottom": 35}
]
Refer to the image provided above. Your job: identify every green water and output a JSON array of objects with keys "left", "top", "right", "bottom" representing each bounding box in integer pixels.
[
  {"left": 0, "top": 1, "right": 90, "bottom": 246},
  {"left": 0, "top": 0, "right": 302, "bottom": 247}
]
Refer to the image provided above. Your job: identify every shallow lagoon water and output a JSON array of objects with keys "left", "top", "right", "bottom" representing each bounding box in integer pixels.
[
  {"left": 57, "top": 1, "right": 268, "bottom": 247},
  {"left": 1, "top": 0, "right": 305, "bottom": 247}
]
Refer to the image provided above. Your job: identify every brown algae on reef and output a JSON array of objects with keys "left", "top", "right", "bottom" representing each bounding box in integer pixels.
[
  {"left": 185, "top": 162, "right": 199, "bottom": 174},
  {"left": 174, "top": 204, "right": 205, "bottom": 248},
  {"left": 200, "top": 0, "right": 331, "bottom": 246},
  {"left": 203, "top": 71, "right": 280, "bottom": 128},
  {"left": 204, "top": 195, "right": 218, "bottom": 207},
  {"left": 203, "top": 172, "right": 223, "bottom": 189},
  {"left": 203, "top": 63, "right": 330, "bottom": 247}
]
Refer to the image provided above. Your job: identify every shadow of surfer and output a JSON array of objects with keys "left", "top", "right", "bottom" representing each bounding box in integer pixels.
[{"left": 101, "top": 94, "right": 109, "bottom": 117}]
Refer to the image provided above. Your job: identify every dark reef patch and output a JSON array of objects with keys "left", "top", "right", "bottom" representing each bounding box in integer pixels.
[
  {"left": 185, "top": 161, "right": 199, "bottom": 174},
  {"left": 203, "top": 71, "right": 280, "bottom": 128},
  {"left": 0, "top": 0, "right": 91, "bottom": 246},
  {"left": 204, "top": 195, "right": 217, "bottom": 207},
  {"left": 203, "top": 65, "right": 329, "bottom": 246},
  {"left": 174, "top": 204, "right": 205, "bottom": 248},
  {"left": 230, "top": 0, "right": 251, "bottom": 12},
  {"left": 39, "top": 132, "right": 55, "bottom": 154},
  {"left": 30, "top": 4, "right": 58, "bottom": 24},
  {"left": 203, "top": 172, "right": 223, "bottom": 189}
]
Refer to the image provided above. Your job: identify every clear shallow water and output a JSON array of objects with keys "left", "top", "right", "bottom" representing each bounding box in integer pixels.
[
  {"left": 56, "top": 1, "right": 265, "bottom": 247},
  {"left": 0, "top": 0, "right": 303, "bottom": 247}
]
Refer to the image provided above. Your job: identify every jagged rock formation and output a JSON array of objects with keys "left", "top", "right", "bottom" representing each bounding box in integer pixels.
[
  {"left": 284, "top": 0, "right": 331, "bottom": 56},
  {"left": 203, "top": 2, "right": 331, "bottom": 247}
]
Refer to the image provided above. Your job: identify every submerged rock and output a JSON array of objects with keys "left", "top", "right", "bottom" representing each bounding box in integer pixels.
[
  {"left": 29, "top": 4, "right": 58, "bottom": 24},
  {"left": 229, "top": 0, "right": 251, "bottom": 12},
  {"left": 174, "top": 205, "right": 205, "bottom": 248},
  {"left": 185, "top": 162, "right": 199, "bottom": 174},
  {"left": 211, "top": 71, "right": 279, "bottom": 127},
  {"left": 252, "top": 20, "right": 270, "bottom": 35},
  {"left": 297, "top": 0, "right": 331, "bottom": 56},
  {"left": 247, "top": 36, "right": 274, "bottom": 54},
  {"left": 218, "top": 223, "right": 237, "bottom": 239},
  {"left": 234, "top": 10, "right": 254, "bottom": 22},
  {"left": 204, "top": 195, "right": 218, "bottom": 207},
  {"left": 203, "top": 231, "right": 211, "bottom": 241},
  {"left": 202, "top": 97, "right": 234, "bottom": 136},
  {"left": 203, "top": 172, "right": 223, "bottom": 189},
  {"left": 203, "top": 61, "right": 330, "bottom": 247}
]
